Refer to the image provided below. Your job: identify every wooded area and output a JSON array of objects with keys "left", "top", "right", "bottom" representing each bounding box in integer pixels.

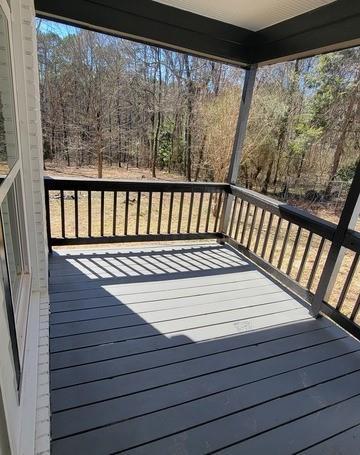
[{"left": 36, "top": 20, "right": 359, "bottom": 200}]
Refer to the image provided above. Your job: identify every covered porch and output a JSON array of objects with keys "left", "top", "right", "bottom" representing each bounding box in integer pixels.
[
  {"left": 43, "top": 172, "right": 360, "bottom": 453},
  {"left": 36, "top": 0, "right": 360, "bottom": 454}
]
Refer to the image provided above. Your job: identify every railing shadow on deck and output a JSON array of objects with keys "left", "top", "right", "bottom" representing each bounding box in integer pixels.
[
  {"left": 48, "top": 243, "right": 360, "bottom": 454},
  {"left": 48, "top": 244, "right": 255, "bottom": 290}
]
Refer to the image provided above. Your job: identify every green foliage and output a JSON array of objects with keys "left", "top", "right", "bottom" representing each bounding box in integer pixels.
[
  {"left": 158, "top": 119, "right": 175, "bottom": 167},
  {"left": 289, "top": 123, "right": 322, "bottom": 158},
  {"left": 306, "top": 51, "right": 356, "bottom": 129},
  {"left": 336, "top": 162, "right": 358, "bottom": 182},
  {"left": 159, "top": 132, "right": 172, "bottom": 166}
]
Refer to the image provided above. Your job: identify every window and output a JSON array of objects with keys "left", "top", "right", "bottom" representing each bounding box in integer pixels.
[{"left": 0, "top": 0, "right": 30, "bottom": 388}]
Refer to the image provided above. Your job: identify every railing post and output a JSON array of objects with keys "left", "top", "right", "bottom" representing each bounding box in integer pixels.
[
  {"left": 222, "top": 64, "right": 257, "bottom": 236},
  {"left": 311, "top": 161, "right": 360, "bottom": 316},
  {"left": 44, "top": 180, "right": 52, "bottom": 254}
]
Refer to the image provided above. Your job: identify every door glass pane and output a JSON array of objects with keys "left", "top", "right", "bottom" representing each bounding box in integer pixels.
[
  {"left": 0, "top": 216, "right": 21, "bottom": 387},
  {"left": 1, "top": 183, "right": 23, "bottom": 310},
  {"left": 0, "top": 5, "right": 18, "bottom": 180}
]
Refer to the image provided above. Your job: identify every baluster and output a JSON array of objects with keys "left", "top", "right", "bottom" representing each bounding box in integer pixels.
[
  {"left": 336, "top": 253, "right": 359, "bottom": 311},
  {"left": 60, "top": 189, "right": 65, "bottom": 238},
  {"left": 286, "top": 226, "right": 302, "bottom": 276},
  {"left": 246, "top": 206, "right": 258, "bottom": 249},
  {"left": 261, "top": 213, "right": 273, "bottom": 259},
  {"left": 100, "top": 191, "right": 105, "bottom": 236},
  {"left": 178, "top": 192, "right": 184, "bottom": 233},
  {"left": 296, "top": 232, "right": 313, "bottom": 282},
  {"left": 168, "top": 192, "right": 174, "bottom": 234},
  {"left": 240, "top": 202, "right": 251, "bottom": 244},
  {"left": 157, "top": 192, "right": 163, "bottom": 234},
  {"left": 350, "top": 295, "right": 360, "bottom": 321},
  {"left": 277, "top": 222, "right": 292, "bottom": 269},
  {"left": 124, "top": 191, "right": 129, "bottom": 235},
  {"left": 307, "top": 237, "right": 325, "bottom": 290},
  {"left": 254, "top": 209, "right": 265, "bottom": 254},
  {"left": 112, "top": 191, "right": 117, "bottom": 236},
  {"left": 228, "top": 196, "right": 238, "bottom": 237},
  {"left": 147, "top": 192, "right": 152, "bottom": 234},
  {"left": 74, "top": 190, "right": 78, "bottom": 238},
  {"left": 136, "top": 191, "right": 141, "bottom": 235},
  {"left": 269, "top": 217, "right": 282, "bottom": 264},
  {"left": 234, "top": 199, "right": 244, "bottom": 240},
  {"left": 205, "top": 192, "right": 213, "bottom": 233},
  {"left": 187, "top": 191, "right": 194, "bottom": 233},
  {"left": 196, "top": 192, "right": 204, "bottom": 233},
  {"left": 213, "top": 192, "right": 222, "bottom": 232},
  {"left": 88, "top": 190, "right": 91, "bottom": 237}
]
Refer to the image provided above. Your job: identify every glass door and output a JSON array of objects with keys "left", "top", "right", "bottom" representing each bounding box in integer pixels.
[{"left": 0, "top": 0, "right": 30, "bottom": 388}]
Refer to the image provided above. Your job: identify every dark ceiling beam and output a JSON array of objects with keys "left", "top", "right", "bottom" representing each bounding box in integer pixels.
[
  {"left": 34, "top": 0, "right": 255, "bottom": 67},
  {"left": 34, "top": 0, "right": 360, "bottom": 67},
  {"left": 254, "top": 0, "right": 360, "bottom": 64}
]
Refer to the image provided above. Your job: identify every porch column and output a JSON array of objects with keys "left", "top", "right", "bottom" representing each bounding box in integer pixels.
[
  {"left": 227, "top": 64, "right": 257, "bottom": 184},
  {"left": 311, "top": 161, "right": 360, "bottom": 316},
  {"left": 221, "top": 64, "right": 257, "bottom": 236}
]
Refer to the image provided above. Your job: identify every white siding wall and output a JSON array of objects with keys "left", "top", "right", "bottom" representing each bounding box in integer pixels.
[
  {"left": 34, "top": 296, "right": 50, "bottom": 455},
  {"left": 11, "top": 0, "right": 48, "bottom": 298}
]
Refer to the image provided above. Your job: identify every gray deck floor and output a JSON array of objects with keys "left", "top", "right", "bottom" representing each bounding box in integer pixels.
[{"left": 49, "top": 242, "right": 360, "bottom": 454}]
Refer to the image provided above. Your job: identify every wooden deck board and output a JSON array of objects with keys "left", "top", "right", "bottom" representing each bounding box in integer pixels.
[
  {"left": 50, "top": 324, "right": 342, "bottom": 390},
  {"left": 49, "top": 243, "right": 360, "bottom": 455}
]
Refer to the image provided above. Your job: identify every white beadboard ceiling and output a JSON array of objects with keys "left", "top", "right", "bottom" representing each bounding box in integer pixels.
[{"left": 153, "top": 0, "right": 336, "bottom": 31}]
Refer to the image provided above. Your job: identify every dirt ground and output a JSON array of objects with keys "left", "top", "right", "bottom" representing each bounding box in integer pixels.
[
  {"left": 45, "top": 163, "right": 359, "bottom": 325},
  {"left": 44, "top": 162, "right": 184, "bottom": 182}
]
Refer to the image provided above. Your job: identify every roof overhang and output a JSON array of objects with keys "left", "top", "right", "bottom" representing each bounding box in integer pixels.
[{"left": 34, "top": 0, "right": 360, "bottom": 67}]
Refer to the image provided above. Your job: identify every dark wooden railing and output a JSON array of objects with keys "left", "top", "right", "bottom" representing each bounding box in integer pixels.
[
  {"left": 224, "top": 185, "right": 360, "bottom": 339},
  {"left": 44, "top": 177, "right": 360, "bottom": 339},
  {"left": 44, "top": 177, "right": 227, "bottom": 249},
  {"left": 225, "top": 186, "right": 335, "bottom": 297},
  {"left": 324, "top": 229, "right": 359, "bottom": 330}
]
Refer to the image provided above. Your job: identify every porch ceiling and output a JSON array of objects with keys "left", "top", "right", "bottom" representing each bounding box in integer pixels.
[
  {"left": 35, "top": 0, "right": 360, "bottom": 67},
  {"left": 154, "top": 0, "right": 336, "bottom": 32}
]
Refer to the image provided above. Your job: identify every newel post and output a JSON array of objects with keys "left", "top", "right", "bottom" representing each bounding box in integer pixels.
[
  {"left": 220, "top": 64, "right": 257, "bottom": 235},
  {"left": 311, "top": 161, "right": 360, "bottom": 316}
]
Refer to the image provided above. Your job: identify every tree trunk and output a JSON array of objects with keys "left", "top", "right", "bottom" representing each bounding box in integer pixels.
[
  {"left": 61, "top": 102, "right": 70, "bottom": 166},
  {"left": 194, "top": 135, "right": 206, "bottom": 181},
  {"left": 272, "top": 59, "right": 300, "bottom": 187},
  {"left": 325, "top": 86, "right": 358, "bottom": 197},
  {"left": 152, "top": 111, "right": 161, "bottom": 178},
  {"left": 96, "top": 110, "right": 103, "bottom": 178},
  {"left": 151, "top": 48, "right": 162, "bottom": 178},
  {"left": 98, "top": 149, "right": 103, "bottom": 178},
  {"left": 185, "top": 111, "right": 192, "bottom": 181},
  {"left": 184, "top": 54, "right": 194, "bottom": 182},
  {"left": 261, "top": 159, "right": 273, "bottom": 194}
]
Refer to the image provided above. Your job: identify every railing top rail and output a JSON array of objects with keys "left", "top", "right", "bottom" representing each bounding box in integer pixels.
[
  {"left": 44, "top": 176, "right": 229, "bottom": 193},
  {"left": 230, "top": 184, "right": 337, "bottom": 241}
]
